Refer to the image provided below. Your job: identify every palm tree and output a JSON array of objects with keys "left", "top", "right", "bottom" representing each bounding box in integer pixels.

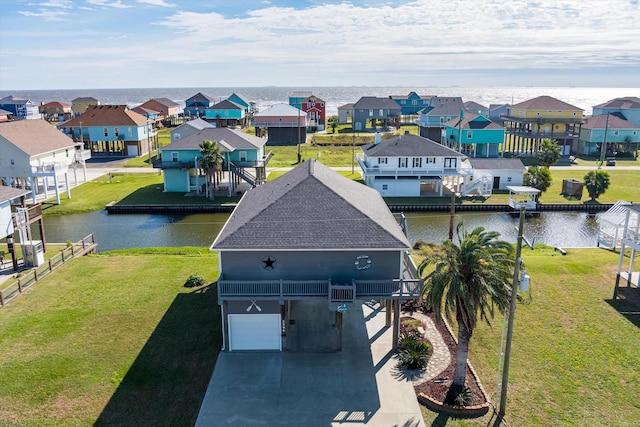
[
  {"left": 523, "top": 166, "right": 552, "bottom": 196},
  {"left": 418, "top": 223, "right": 514, "bottom": 404},
  {"left": 199, "top": 140, "right": 223, "bottom": 200},
  {"left": 583, "top": 170, "right": 611, "bottom": 201},
  {"left": 536, "top": 138, "right": 561, "bottom": 167}
]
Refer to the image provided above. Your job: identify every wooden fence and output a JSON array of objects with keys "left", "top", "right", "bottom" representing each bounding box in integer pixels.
[{"left": 0, "top": 234, "right": 97, "bottom": 309}]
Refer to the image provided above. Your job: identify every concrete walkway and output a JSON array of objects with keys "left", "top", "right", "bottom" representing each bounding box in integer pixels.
[{"left": 195, "top": 301, "right": 425, "bottom": 427}]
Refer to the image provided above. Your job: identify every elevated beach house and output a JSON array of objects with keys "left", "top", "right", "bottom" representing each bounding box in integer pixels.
[
  {"left": 60, "top": 105, "right": 154, "bottom": 158},
  {"left": 204, "top": 99, "right": 246, "bottom": 128},
  {"left": 593, "top": 97, "right": 640, "bottom": 126},
  {"left": 183, "top": 92, "right": 216, "bottom": 118},
  {"left": 211, "top": 159, "right": 421, "bottom": 351},
  {"left": 156, "top": 127, "right": 270, "bottom": 195},
  {"left": 389, "top": 91, "right": 432, "bottom": 116},
  {"left": 253, "top": 104, "right": 307, "bottom": 145},
  {"left": 71, "top": 97, "right": 101, "bottom": 116},
  {"left": 0, "top": 119, "right": 91, "bottom": 204},
  {"left": 577, "top": 114, "right": 640, "bottom": 157},
  {"left": 444, "top": 112, "right": 505, "bottom": 157},
  {"left": 502, "top": 95, "right": 583, "bottom": 157},
  {"left": 415, "top": 96, "right": 465, "bottom": 142},
  {"left": 352, "top": 96, "right": 401, "bottom": 131},
  {"left": 0, "top": 96, "right": 40, "bottom": 120},
  {"left": 39, "top": 101, "right": 72, "bottom": 123},
  {"left": 138, "top": 98, "right": 182, "bottom": 121},
  {"left": 357, "top": 132, "right": 470, "bottom": 197}
]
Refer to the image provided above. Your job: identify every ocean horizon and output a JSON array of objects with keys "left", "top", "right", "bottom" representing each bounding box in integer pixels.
[{"left": 2, "top": 86, "right": 639, "bottom": 116}]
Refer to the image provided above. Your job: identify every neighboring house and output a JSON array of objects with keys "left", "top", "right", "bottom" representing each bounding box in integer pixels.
[
  {"left": 131, "top": 106, "right": 160, "bottom": 121},
  {"left": 253, "top": 104, "right": 307, "bottom": 146},
  {"left": 71, "top": 97, "right": 101, "bottom": 116},
  {"left": 613, "top": 203, "right": 640, "bottom": 300},
  {"left": 352, "top": 97, "right": 401, "bottom": 131},
  {"left": 169, "top": 118, "right": 215, "bottom": 143},
  {"left": 592, "top": 97, "right": 640, "bottom": 127},
  {"left": 467, "top": 158, "right": 525, "bottom": 192},
  {"left": 444, "top": 112, "right": 505, "bottom": 157},
  {"left": 489, "top": 104, "right": 510, "bottom": 124},
  {"left": 502, "top": 95, "right": 583, "bottom": 156},
  {"left": 0, "top": 119, "right": 91, "bottom": 204},
  {"left": 288, "top": 91, "right": 313, "bottom": 110},
  {"left": 60, "top": 105, "right": 154, "bottom": 157},
  {"left": 184, "top": 92, "right": 216, "bottom": 118},
  {"left": 415, "top": 96, "right": 465, "bottom": 142},
  {"left": 39, "top": 101, "right": 72, "bottom": 122},
  {"left": 390, "top": 91, "right": 432, "bottom": 116},
  {"left": 204, "top": 99, "right": 246, "bottom": 128},
  {"left": 156, "top": 127, "right": 270, "bottom": 194},
  {"left": 0, "top": 109, "right": 13, "bottom": 122},
  {"left": 299, "top": 95, "right": 326, "bottom": 131},
  {"left": 337, "top": 103, "right": 354, "bottom": 124},
  {"left": 464, "top": 101, "right": 489, "bottom": 117},
  {"left": 138, "top": 98, "right": 181, "bottom": 120},
  {"left": 0, "top": 96, "right": 40, "bottom": 120},
  {"left": 577, "top": 114, "right": 640, "bottom": 156},
  {"left": 210, "top": 159, "right": 421, "bottom": 351},
  {"left": 227, "top": 92, "right": 255, "bottom": 115},
  {"left": 357, "top": 131, "right": 470, "bottom": 197}
]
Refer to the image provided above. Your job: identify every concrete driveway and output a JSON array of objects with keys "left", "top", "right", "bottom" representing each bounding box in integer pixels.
[{"left": 196, "top": 301, "right": 425, "bottom": 427}]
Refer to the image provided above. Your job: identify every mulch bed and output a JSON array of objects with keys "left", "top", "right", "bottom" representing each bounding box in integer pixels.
[{"left": 402, "top": 301, "right": 487, "bottom": 406}]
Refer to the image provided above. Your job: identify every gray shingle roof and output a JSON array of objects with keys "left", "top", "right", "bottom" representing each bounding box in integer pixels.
[
  {"left": 208, "top": 99, "right": 244, "bottom": 110},
  {"left": 211, "top": 160, "right": 410, "bottom": 250},
  {"left": 468, "top": 158, "right": 525, "bottom": 171},
  {"left": 593, "top": 97, "right": 640, "bottom": 110},
  {"left": 511, "top": 95, "right": 581, "bottom": 111},
  {"left": 164, "top": 127, "right": 266, "bottom": 151},
  {"left": 424, "top": 97, "right": 464, "bottom": 117},
  {"left": 0, "top": 186, "right": 30, "bottom": 203},
  {"left": 0, "top": 119, "right": 77, "bottom": 156},
  {"left": 353, "top": 97, "right": 401, "bottom": 111},
  {"left": 152, "top": 97, "right": 180, "bottom": 108},
  {"left": 362, "top": 134, "right": 464, "bottom": 158}
]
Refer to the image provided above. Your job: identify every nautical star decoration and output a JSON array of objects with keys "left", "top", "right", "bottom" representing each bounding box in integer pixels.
[
  {"left": 354, "top": 255, "right": 372, "bottom": 270},
  {"left": 262, "top": 255, "right": 277, "bottom": 270}
]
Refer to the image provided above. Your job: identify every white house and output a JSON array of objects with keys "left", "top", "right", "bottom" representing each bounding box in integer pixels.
[
  {"left": 357, "top": 132, "right": 470, "bottom": 197},
  {"left": 467, "top": 158, "right": 526, "bottom": 191},
  {"left": 0, "top": 119, "right": 91, "bottom": 204}
]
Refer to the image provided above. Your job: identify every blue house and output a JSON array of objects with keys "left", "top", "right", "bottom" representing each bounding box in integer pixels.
[
  {"left": 0, "top": 95, "right": 40, "bottom": 120},
  {"left": 156, "top": 127, "right": 271, "bottom": 195},
  {"left": 415, "top": 96, "right": 465, "bottom": 142},
  {"left": 389, "top": 92, "right": 432, "bottom": 116},
  {"left": 228, "top": 92, "right": 255, "bottom": 114},
  {"left": 204, "top": 99, "right": 246, "bottom": 128},
  {"left": 444, "top": 112, "right": 505, "bottom": 157},
  {"left": 184, "top": 92, "right": 216, "bottom": 118},
  {"left": 60, "top": 105, "right": 153, "bottom": 157}
]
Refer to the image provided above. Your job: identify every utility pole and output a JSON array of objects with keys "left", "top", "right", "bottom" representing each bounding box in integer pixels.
[
  {"left": 598, "top": 113, "right": 610, "bottom": 169},
  {"left": 496, "top": 204, "right": 526, "bottom": 425},
  {"left": 352, "top": 132, "right": 355, "bottom": 174},
  {"left": 297, "top": 107, "right": 302, "bottom": 164}
]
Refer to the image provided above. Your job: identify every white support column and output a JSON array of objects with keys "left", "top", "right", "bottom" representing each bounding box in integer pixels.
[
  {"left": 43, "top": 176, "right": 49, "bottom": 200},
  {"left": 65, "top": 172, "right": 71, "bottom": 199},
  {"left": 53, "top": 173, "right": 60, "bottom": 204},
  {"left": 82, "top": 162, "right": 87, "bottom": 182},
  {"left": 73, "top": 164, "right": 78, "bottom": 186}
]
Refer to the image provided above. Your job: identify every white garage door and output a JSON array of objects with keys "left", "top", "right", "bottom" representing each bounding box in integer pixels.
[{"left": 228, "top": 314, "right": 281, "bottom": 351}]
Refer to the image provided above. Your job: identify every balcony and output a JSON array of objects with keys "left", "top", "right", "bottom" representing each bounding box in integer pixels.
[
  {"left": 152, "top": 159, "right": 196, "bottom": 169},
  {"left": 31, "top": 162, "right": 68, "bottom": 176},
  {"left": 217, "top": 277, "right": 422, "bottom": 301},
  {"left": 75, "top": 149, "right": 92, "bottom": 162},
  {"left": 501, "top": 114, "right": 583, "bottom": 125},
  {"left": 357, "top": 155, "right": 471, "bottom": 177}
]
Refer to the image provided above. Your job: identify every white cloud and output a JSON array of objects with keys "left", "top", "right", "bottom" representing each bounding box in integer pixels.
[
  {"left": 86, "top": 0, "right": 132, "bottom": 8},
  {"left": 136, "top": 0, "right": 175, "bottom": 7},
  {"left": 18, "top": 9, "right": 69, "bottom": 21},
  {"left": 29, "top": 0, "right": 73, "bottom": 8}
]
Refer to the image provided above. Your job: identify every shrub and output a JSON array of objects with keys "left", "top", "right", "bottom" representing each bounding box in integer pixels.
[
  {"left": 401, "top": 318, "right": 424, "bottom": 339},
  {"left": 398, "top": 333, "right": 431, "bottom": 369},
  {"left": 184, "top": 273, "right": 207, "bottom": 288},
  {"left": 453, "top": 386, "right": 473, "bottom": 407}
]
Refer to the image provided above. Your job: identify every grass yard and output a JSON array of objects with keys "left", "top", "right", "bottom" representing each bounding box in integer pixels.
[
  {"left": 267, "top": 170, "right": 362, "bottom": 182},
  {"left": 418, "top": 247, "right": 640, "bottom": 426},
  {"left": 0, "top": 248, "right": 221, "bottom": 427}
]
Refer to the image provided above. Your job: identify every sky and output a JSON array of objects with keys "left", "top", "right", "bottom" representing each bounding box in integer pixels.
[{"left": 1, "top": 0, "right": 639, "bottom": 90}]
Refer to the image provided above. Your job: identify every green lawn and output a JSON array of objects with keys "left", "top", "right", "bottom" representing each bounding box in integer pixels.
[
  {"left": 0, "top": 248, "right": 220, "bottom": 427},
  {"left": 418, "top": 246, "right": 640, "bottom": 426}
]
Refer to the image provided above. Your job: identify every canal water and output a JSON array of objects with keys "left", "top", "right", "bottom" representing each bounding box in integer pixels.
[{"left": 39, "top": 210, "right": 602, "bottom": 252}]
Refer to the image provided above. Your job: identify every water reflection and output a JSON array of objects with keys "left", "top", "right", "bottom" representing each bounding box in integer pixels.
[{"left": 40, "top": 210, "right": 601, "bottom": 252}]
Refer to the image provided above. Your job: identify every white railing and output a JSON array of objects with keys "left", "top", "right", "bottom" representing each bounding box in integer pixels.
[
  {"left": 75, "top": 149, "right": 91, "bottom": 162},
  {"left": 31, "top": 162, "right": 69, "bottom": 175}
]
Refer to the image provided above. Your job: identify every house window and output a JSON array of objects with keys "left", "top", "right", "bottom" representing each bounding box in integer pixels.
[
  {"left": 128, "top": 127, "right": 132, "bottom": 137},
  {"left": 412, "top": 157, "right": 422, "bottom": 168},
  {"left": 382, "top": 184, "right": 388, "bottom": 190},
  {"left": 427, "top": 157, "right": 436, "bottom": 164},
  {"left": 66, "top": 149, "right": 69, "bottom": 158},
  {"left": 377, "top": 157, "right": 388, "bottom": 164},
  {"left": 536, "top": 112, "right": 541, "bottom": 116},
  {"left": 440, "top": 117, "right": 445, "bottom": 123},
  {"left": 444, "top": 158, "right": 456, "bottom": 168},
  {"left": 614, "top": 130, "right": 619, "bottom": 135},
  {"left": 174, "top": 133, "right": 181, "bottom": 140},
  {"left": 399, "top": 157, "right": 408, "bottom": 168},
  {"left": 369, "top": 109, "right": 373, "bottom": 117},
  {"left": 467, "top": 131, "right": 473, "bottom": 139},
  {"left": 507, "top": 177, "right": 512, "bottom": 182},
  {"left": 171, "top": 152, "right": 179, "bottom": 162},
  {"left": 412, "top": 100, "right": 417, "bottom": 105},
  {"left": 239, "top": 151, "right": 247, "bottom": 162},
  {"left": 114, "top": 127, "right": 119, "bottom": 137},
  {"left": 103, "top": 127, "right": 108, "bottom": 137},
  {"left": 379, "top": 109, "right": 384, "bottom": 116}
]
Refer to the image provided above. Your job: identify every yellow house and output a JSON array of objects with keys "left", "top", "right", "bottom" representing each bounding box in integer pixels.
[
  {"left": 71, "top": 97, "right": 101, "bottom": 116},
  {"left": 503, "top": 95, "right": 583, "bottom": 156}
]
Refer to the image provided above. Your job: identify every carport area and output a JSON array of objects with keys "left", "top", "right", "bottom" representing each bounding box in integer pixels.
[{"left": 195, "top": 301, "right": 425, "bottom": 427}]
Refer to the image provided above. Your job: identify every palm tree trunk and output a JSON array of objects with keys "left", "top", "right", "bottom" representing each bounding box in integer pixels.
[{"left": 445, "top": 317, "right": 472, "bottom": 405}]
